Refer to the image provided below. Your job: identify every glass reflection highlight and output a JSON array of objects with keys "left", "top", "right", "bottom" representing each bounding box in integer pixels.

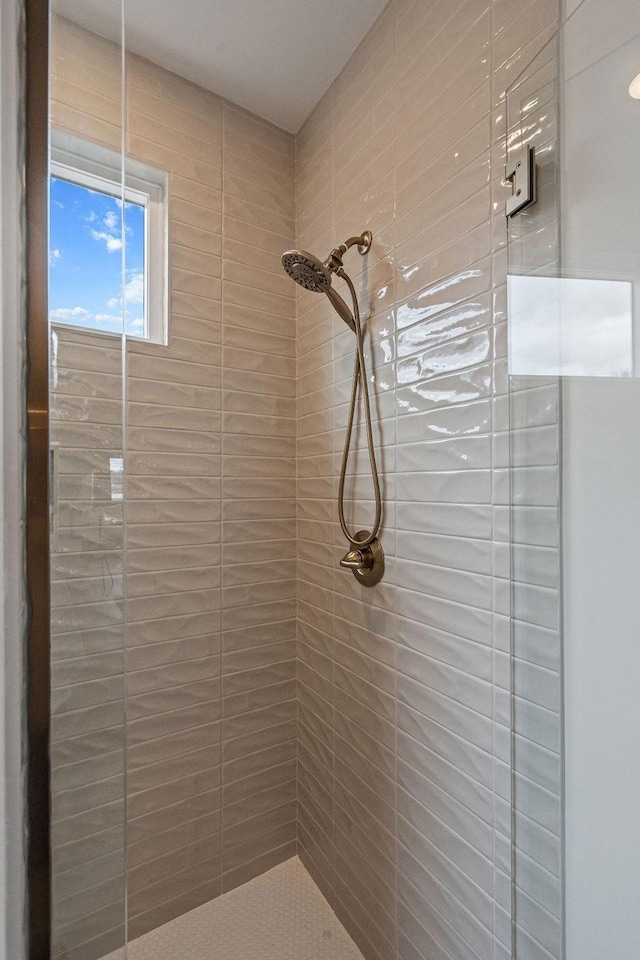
[{"left": 508, "top": 275, "right": 633, "bottom": 377}]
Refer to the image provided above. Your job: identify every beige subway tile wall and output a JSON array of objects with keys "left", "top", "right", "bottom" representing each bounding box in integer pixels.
[
  {"left": 294, "top": 2, "right": 558, "bottom": 960},
  {"left": 50, "top": 326, "right": 127, "bottom": 960},
  {"left": 219, "top": 101, "right": 298, "bottom": 895},
  {"left": 50, "top": 14, "right": 295, "bottom": 958},
  {"left": 124, "top": 55, "right": 225, "bottom": 943}
]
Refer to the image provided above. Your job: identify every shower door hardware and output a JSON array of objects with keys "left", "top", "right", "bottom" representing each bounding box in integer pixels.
[{"left": 505, "top": 144, "right": 537, "bottom": 217}]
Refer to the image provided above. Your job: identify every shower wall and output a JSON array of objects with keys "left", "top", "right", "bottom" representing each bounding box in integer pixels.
[
  {"left": 294, "top": 1, "right": 558, "bottom": 959},
  {"left": 50, "top": 16, "right": 296, "bottom": 957}
]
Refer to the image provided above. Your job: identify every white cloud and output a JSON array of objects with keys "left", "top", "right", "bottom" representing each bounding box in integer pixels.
[
  {"left": 49, "top": 248, "right": 62, "bottom": 266},
  {"left": 129, "top": 318, "right": 144, "bottom": 333},
  {"left": 90, "top": 229, "right": 123, "bottom": 253},
  {"left": 105, "top": 272, "right": 144, "bottom": 312},
  {"left": 88, "top": 207, "right": 124, "bottom": 253},
  {"left": 94, "top": 313, "right": 123, "bottom": 327},
  {"left": 107, "top": 273, "right": 144, "bottom": 310},
  {"left": 124, "top": 272, "right": 144, "bottom": 305},
  {"left": 49, "top": 306, "right": 123, "bottom": 332},
  {"left": 49, "top": 306, "right": 90, "bottom": 323},
  {"left": 104, "top": 210, "right": 119, "bottom": 232}
]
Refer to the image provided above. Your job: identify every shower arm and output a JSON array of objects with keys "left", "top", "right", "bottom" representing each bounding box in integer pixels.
[
  {"left": 325, "top": 233, "right": 372, "bottom": 273},
  {"left": 336, "top": 267, "right": 382, "bottom": 550}
]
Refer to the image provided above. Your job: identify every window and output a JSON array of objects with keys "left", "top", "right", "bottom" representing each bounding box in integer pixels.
[{"left": 49, "top": 131, "right": 168, "bottom": 343}]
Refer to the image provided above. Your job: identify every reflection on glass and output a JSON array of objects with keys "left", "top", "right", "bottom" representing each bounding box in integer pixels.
[
  {"left": 508, "top": 275, "right": 633, "bottom": 377},
  {"left": 109, "top": 456, "right": 124, "bottom": 501}
]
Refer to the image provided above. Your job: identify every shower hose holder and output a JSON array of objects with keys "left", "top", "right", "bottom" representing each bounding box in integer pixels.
[{"left": 339, "top": 531, "right": 385, "bottom": 587}]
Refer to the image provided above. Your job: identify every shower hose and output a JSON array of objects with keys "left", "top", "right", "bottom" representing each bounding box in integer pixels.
[{"left": 337, "top": 268, "right": 382, "bottom": 550}]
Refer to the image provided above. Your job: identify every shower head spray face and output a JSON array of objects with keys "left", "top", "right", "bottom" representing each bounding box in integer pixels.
[
  {"left": 281, "top": 250, "right": 331, "bottom": 293},
  {"left": 281, "top": 248, "right": 356, "bottom": 332}
]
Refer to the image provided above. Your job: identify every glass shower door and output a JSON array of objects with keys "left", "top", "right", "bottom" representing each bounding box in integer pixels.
[
  {"left": 48, "top": 4, "right": 128, "bottom": 958},
  {"left": 507, "top": 29, "right": 563, "bottom": 960},
  {"left": 508, "top": 0, "right": 640, "bottom": 957}
]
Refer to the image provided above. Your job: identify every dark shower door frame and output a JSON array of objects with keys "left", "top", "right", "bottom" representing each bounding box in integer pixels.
[{"left": 25, "top": 0, "right": 52, "bottom": 955}]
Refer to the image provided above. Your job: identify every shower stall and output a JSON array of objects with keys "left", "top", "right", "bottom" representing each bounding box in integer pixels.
[{"left": 19, "top": 0, "right": 640, "bottom": 957}]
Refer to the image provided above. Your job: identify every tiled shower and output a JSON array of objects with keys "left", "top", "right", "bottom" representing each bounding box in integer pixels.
[{"left": 48, "top": 0, "right": 561, "bottom": 959}]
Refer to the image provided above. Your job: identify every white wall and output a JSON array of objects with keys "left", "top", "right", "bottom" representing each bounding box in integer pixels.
[
  {"left": 0, "top": 0, "right": 27, "bottom": 957},
  {"left": 561, "top": 2, "right": 640, "bottom": 956},
  {"left": 562, "top": 382, "right": 640, "bottom": 960}
]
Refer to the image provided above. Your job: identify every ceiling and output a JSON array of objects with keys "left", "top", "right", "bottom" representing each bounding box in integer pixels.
[{"left": 53, "top": 0, "right": 388, "bottom": 133}]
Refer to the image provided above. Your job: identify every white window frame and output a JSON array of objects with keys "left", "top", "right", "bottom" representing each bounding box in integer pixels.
[{"left": 49, "top": 129, "right": 168, "bottom": 344}]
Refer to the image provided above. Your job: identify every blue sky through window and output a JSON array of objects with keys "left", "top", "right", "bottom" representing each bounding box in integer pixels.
[{"left": 49, "top": 176, "right": 145, "bottom": 336}]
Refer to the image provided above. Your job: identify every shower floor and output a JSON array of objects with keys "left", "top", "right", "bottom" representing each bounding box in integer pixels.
[{"left": 102, "top": 857, "right": 364, "bottom": 960}]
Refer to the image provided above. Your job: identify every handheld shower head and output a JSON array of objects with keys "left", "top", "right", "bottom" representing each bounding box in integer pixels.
[
  {"left": 281, "top": 247, "right": 358, "bottom": 332},
  {"left": 281, "top": 232, "right": 383, "bottom": 585},
  {"left": 281, "top": 250, "right": 330, "bottom": 292}
]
